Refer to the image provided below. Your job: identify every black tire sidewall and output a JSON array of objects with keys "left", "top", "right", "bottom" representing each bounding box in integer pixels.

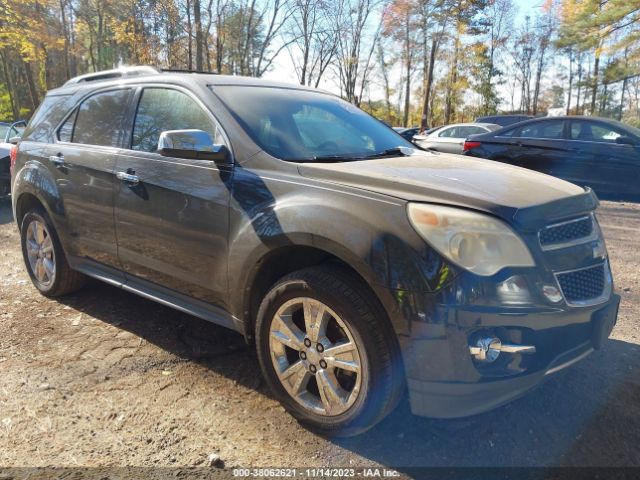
[{"left": 256, "top": 269, "right": 396, "bottom": 435}]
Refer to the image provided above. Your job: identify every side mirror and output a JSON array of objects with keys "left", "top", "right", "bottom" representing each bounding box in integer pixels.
[
  {"left": 615, "top": 136, "right": 637, "bottom": 146},
  {"left": 157, "top": 129, "right": 231, "bottom": 162},
  {"left": 9, "top": 136, "right": 21, "bottom": 145}
]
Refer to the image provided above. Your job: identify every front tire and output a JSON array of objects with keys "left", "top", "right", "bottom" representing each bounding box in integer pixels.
[
  {"left": 255, "top": 266, "right": 403, "bottom": 436},
  {"left": 20, "top": 208, "right": 87, "bottom": 297}
]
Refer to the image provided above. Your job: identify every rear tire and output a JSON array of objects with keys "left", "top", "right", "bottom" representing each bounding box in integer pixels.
[
  {"left": 20, "top": 208, "right": 87, "bottom": 297},
  {"left": 255, "top": 266, "right": 404, "bottom": 436}
]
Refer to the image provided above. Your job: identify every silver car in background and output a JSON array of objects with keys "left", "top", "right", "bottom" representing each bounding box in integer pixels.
[{"left": 413, "top": 122, "right": 501, "bottom": 154}]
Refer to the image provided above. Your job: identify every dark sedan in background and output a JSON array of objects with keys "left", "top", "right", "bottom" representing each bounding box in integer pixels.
[{"left": 464, "top": 116, "right": 640, "bottom": 201}]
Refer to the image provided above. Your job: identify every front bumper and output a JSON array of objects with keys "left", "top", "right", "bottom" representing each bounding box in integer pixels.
[{"left": 402, "top": 293, "right": 620, "bottom": 418}]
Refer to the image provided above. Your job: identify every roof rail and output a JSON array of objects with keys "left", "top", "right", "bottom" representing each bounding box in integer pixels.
[
  {"left": 63, "top": 66, "right": 160, "bottom": 86},
  {"left": 160, "top": 68, "right": 218, "bottom": 75}
]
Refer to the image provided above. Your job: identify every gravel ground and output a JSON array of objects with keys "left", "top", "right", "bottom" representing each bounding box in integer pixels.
[{"left": 0, "top": 198, "right": 639, "bottom": 475}]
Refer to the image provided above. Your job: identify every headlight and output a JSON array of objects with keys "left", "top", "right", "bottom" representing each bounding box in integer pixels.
[{"left": 407, "top": 203, "right": 535, "bottom": 276}]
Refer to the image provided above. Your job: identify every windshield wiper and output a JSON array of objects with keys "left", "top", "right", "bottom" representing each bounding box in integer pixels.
[
  {"left": 309, "top": 154, "right": 367, "bottom": 163},
  {"left": 363, "top": 146, "right": 414, "bottom": 159},
  {"left": 299, "top": 146, "right": 414, "bottom": 163}
]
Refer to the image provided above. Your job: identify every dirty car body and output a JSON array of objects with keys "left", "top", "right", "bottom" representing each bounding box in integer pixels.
[{"left": 11, "top": 69, "right": 619, "bottom": 433}]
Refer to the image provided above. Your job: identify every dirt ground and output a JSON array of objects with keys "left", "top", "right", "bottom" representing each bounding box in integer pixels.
[{"left": 0, "top": 197, "right": 639, "bottom": 475}]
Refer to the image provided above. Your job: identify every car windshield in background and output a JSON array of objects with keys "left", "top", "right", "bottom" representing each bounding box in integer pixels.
[{"left": 212, "top": 85, "right": 413, "bottom": 162}]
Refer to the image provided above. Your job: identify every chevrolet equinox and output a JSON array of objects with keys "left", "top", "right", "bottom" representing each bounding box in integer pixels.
[{"left": 10, "top": 67, "right": 620, "bottom": 436}]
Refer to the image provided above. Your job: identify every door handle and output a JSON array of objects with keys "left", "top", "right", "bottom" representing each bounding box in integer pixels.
[
  {"left": 116, "top": 171, "right": 140, "bottom": 185},
  {"left": 48, "top": 154, "right": 65, "bottom": 167}
]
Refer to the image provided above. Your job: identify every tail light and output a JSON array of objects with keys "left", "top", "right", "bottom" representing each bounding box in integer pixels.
[
  {"left": 463, "top": 140, "right": 481, "bottom": 152},
  {"left": 9, "top": 145, "right": 18, "bottom": 175}
]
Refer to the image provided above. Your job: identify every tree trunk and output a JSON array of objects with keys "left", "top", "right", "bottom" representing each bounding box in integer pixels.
[
  {"left": 402, "top": 18, "right": 411, "bottom": 127},
  {"left": 187, "top": 0, "right": 193, "bottom": 69},
  {"left": 566, "top": 49, "right": 573, "bottom": 115},
  {"left": 0, "top": 50, "right": 19, "bottom": 118},
  {"left": 60, "top": 0, "right": 71, "bottom": 80},
  {"left": 194, "top": 0, "right": 203, "bottom": 70},
  {"left": 590, "top": 49, "right": 600, "bottom": 115},
  {"left": 444, "top": 28, "right": 460, "bottom": 124},
  {"left": 420, "top": 37, "right": 437, "bottom": 131},
  {"left": 24, "top": 61, "right": 39, "bottom": 111}
]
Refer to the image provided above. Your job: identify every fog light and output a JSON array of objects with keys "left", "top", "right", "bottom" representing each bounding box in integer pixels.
[
  {"left": 542, "top": 285, "right": 563, "bottom": 303},
  {"left": 469, "top": 337, "right": 502, "bottom": 363}
]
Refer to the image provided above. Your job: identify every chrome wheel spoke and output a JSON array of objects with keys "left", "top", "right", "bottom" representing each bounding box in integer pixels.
[
  {"left": 42, "top": 257, "right": 55, "bottom": 281},
  {"left": 278, "top": 361, "right": 311, "bottom": 397},
  {"left": 303, "top": 299, "right": 329, "bottom": 342},
  {"left": 316, "top": 370, "right": 346, "bottom": 414},
  {"left": 35, "top": 259, "right": 46, "bottom": 282},
  {"left": 27, "top": 239, "right": 39, "bottom": 255},
  {"left": 40, "top": 236, "right": 53, "bottom": 254},
  {"left": 36, "top": 222, "right": 45, "bottom": 244},
  {"left": 271, "top": 313, "right": 305, "bottom": 351},
  {"left": 324, "top": 341, "right": 360, "bottom": 373}
]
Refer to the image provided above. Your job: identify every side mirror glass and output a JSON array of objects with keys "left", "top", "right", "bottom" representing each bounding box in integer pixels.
[
  {"left": 157, "top": 129, "right": 231, "bottom": 162},
  {"left": 615, "top": 136, "right": 637, "bottom": 146}
]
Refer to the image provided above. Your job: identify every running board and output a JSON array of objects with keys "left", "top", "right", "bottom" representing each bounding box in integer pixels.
[{"left": 69, "top": 256, "right": 244, "bottom": 334}]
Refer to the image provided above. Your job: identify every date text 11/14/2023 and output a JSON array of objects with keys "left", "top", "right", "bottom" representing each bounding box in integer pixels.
[{"left": 232, "top": 468, "right": 401, "bottom": 477}]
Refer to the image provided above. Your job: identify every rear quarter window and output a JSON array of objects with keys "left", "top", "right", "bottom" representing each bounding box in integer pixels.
[{"left": 21, "top": 94, "right": 75, "bottom": 143}]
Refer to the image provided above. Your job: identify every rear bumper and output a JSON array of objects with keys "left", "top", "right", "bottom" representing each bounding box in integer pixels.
[{"left": 404, "top": 294, "right": 620, "bottom": 418}]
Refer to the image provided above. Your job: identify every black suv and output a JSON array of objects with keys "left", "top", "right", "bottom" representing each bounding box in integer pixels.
[{"left": 11, "top": 67, "right": 619, "bottom": 435}]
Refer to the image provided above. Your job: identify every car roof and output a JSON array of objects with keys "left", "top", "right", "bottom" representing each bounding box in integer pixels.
[{"left": 49, "top": 69, "right": 326, "bottom": 96}]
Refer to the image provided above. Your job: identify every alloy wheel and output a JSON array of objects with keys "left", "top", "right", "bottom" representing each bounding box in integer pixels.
[
  {"left": 25, "top": 219, "right": 56, "bottom": 288},
  {"left": 269, "top": 297, "right": 364, "bottom": 416}
]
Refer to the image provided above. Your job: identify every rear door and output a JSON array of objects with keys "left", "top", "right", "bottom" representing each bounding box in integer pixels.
[
  {"left": 113, "top": 86, "right": 232, "bottom": 307},
  {"left": 426, "top": 126, "right": 463, "bottom": 153},
  {"left": 500, "top": 119, "right": 567, "bottom": 174},
  {"left": 49, "top": 88, "right": 134, "bottom": 272}
]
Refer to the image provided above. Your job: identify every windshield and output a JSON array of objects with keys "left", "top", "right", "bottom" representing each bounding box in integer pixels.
[{"left": 211, "top": 85, "right": 413, "bottom": 161}]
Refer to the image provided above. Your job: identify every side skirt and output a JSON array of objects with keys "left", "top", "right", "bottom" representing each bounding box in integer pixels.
[{"left": 68, "top": 256, "right": 244, "bottom": 334}]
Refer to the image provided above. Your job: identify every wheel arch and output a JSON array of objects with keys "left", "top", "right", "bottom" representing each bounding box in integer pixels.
[{"left": 240, "top": 241, "right": 407, "bottom": 344}]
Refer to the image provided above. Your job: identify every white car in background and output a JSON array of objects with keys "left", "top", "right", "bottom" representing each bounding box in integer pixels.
[
  {"left": 0, "top": 121, "right": 26, "bottom": 196},
  {"left": 413, "top": 122, "right": 501, "bottom": 154}
]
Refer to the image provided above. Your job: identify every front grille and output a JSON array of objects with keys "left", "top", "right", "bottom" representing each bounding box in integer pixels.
[
  {"left": 556, "top": 263, "right": 606, "bottom": 305},
  {"left": 540, "top": 216, "right": 593, "bottom": 248}
]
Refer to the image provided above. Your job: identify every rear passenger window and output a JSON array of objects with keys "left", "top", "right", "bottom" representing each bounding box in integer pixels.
[
  {"left": 71, "top": 89, "right": 131, "bottom": 146},
  {"left": 131, "top": 88, "right": 222, "bottom": 153},
  {"left": 570, "top": 121, "right": 624, "bottom": 143},
  {"left": 513, "top": 121, "right": 565, "bottom": 139}
]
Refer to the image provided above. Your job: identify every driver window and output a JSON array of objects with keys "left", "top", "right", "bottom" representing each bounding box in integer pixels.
[{"left": 132, "top": 88, "right": 224, "bottom": 153}]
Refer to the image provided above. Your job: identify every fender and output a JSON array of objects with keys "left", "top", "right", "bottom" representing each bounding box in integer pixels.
[
  {"left": 226, "top": 171, "right": 458, "bottom": 338},
  {"left": 12, "top": 143, "right": 66, "bottom": 231}
]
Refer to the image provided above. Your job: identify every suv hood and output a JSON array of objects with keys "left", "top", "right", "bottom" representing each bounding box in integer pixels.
[{"left": 298, "top": 152, "right": 596, "bottom": 227}]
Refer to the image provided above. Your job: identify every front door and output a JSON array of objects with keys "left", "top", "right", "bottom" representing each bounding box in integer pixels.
[{"left": 113, "top": 86, "right": 232, "bottom": 307}]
